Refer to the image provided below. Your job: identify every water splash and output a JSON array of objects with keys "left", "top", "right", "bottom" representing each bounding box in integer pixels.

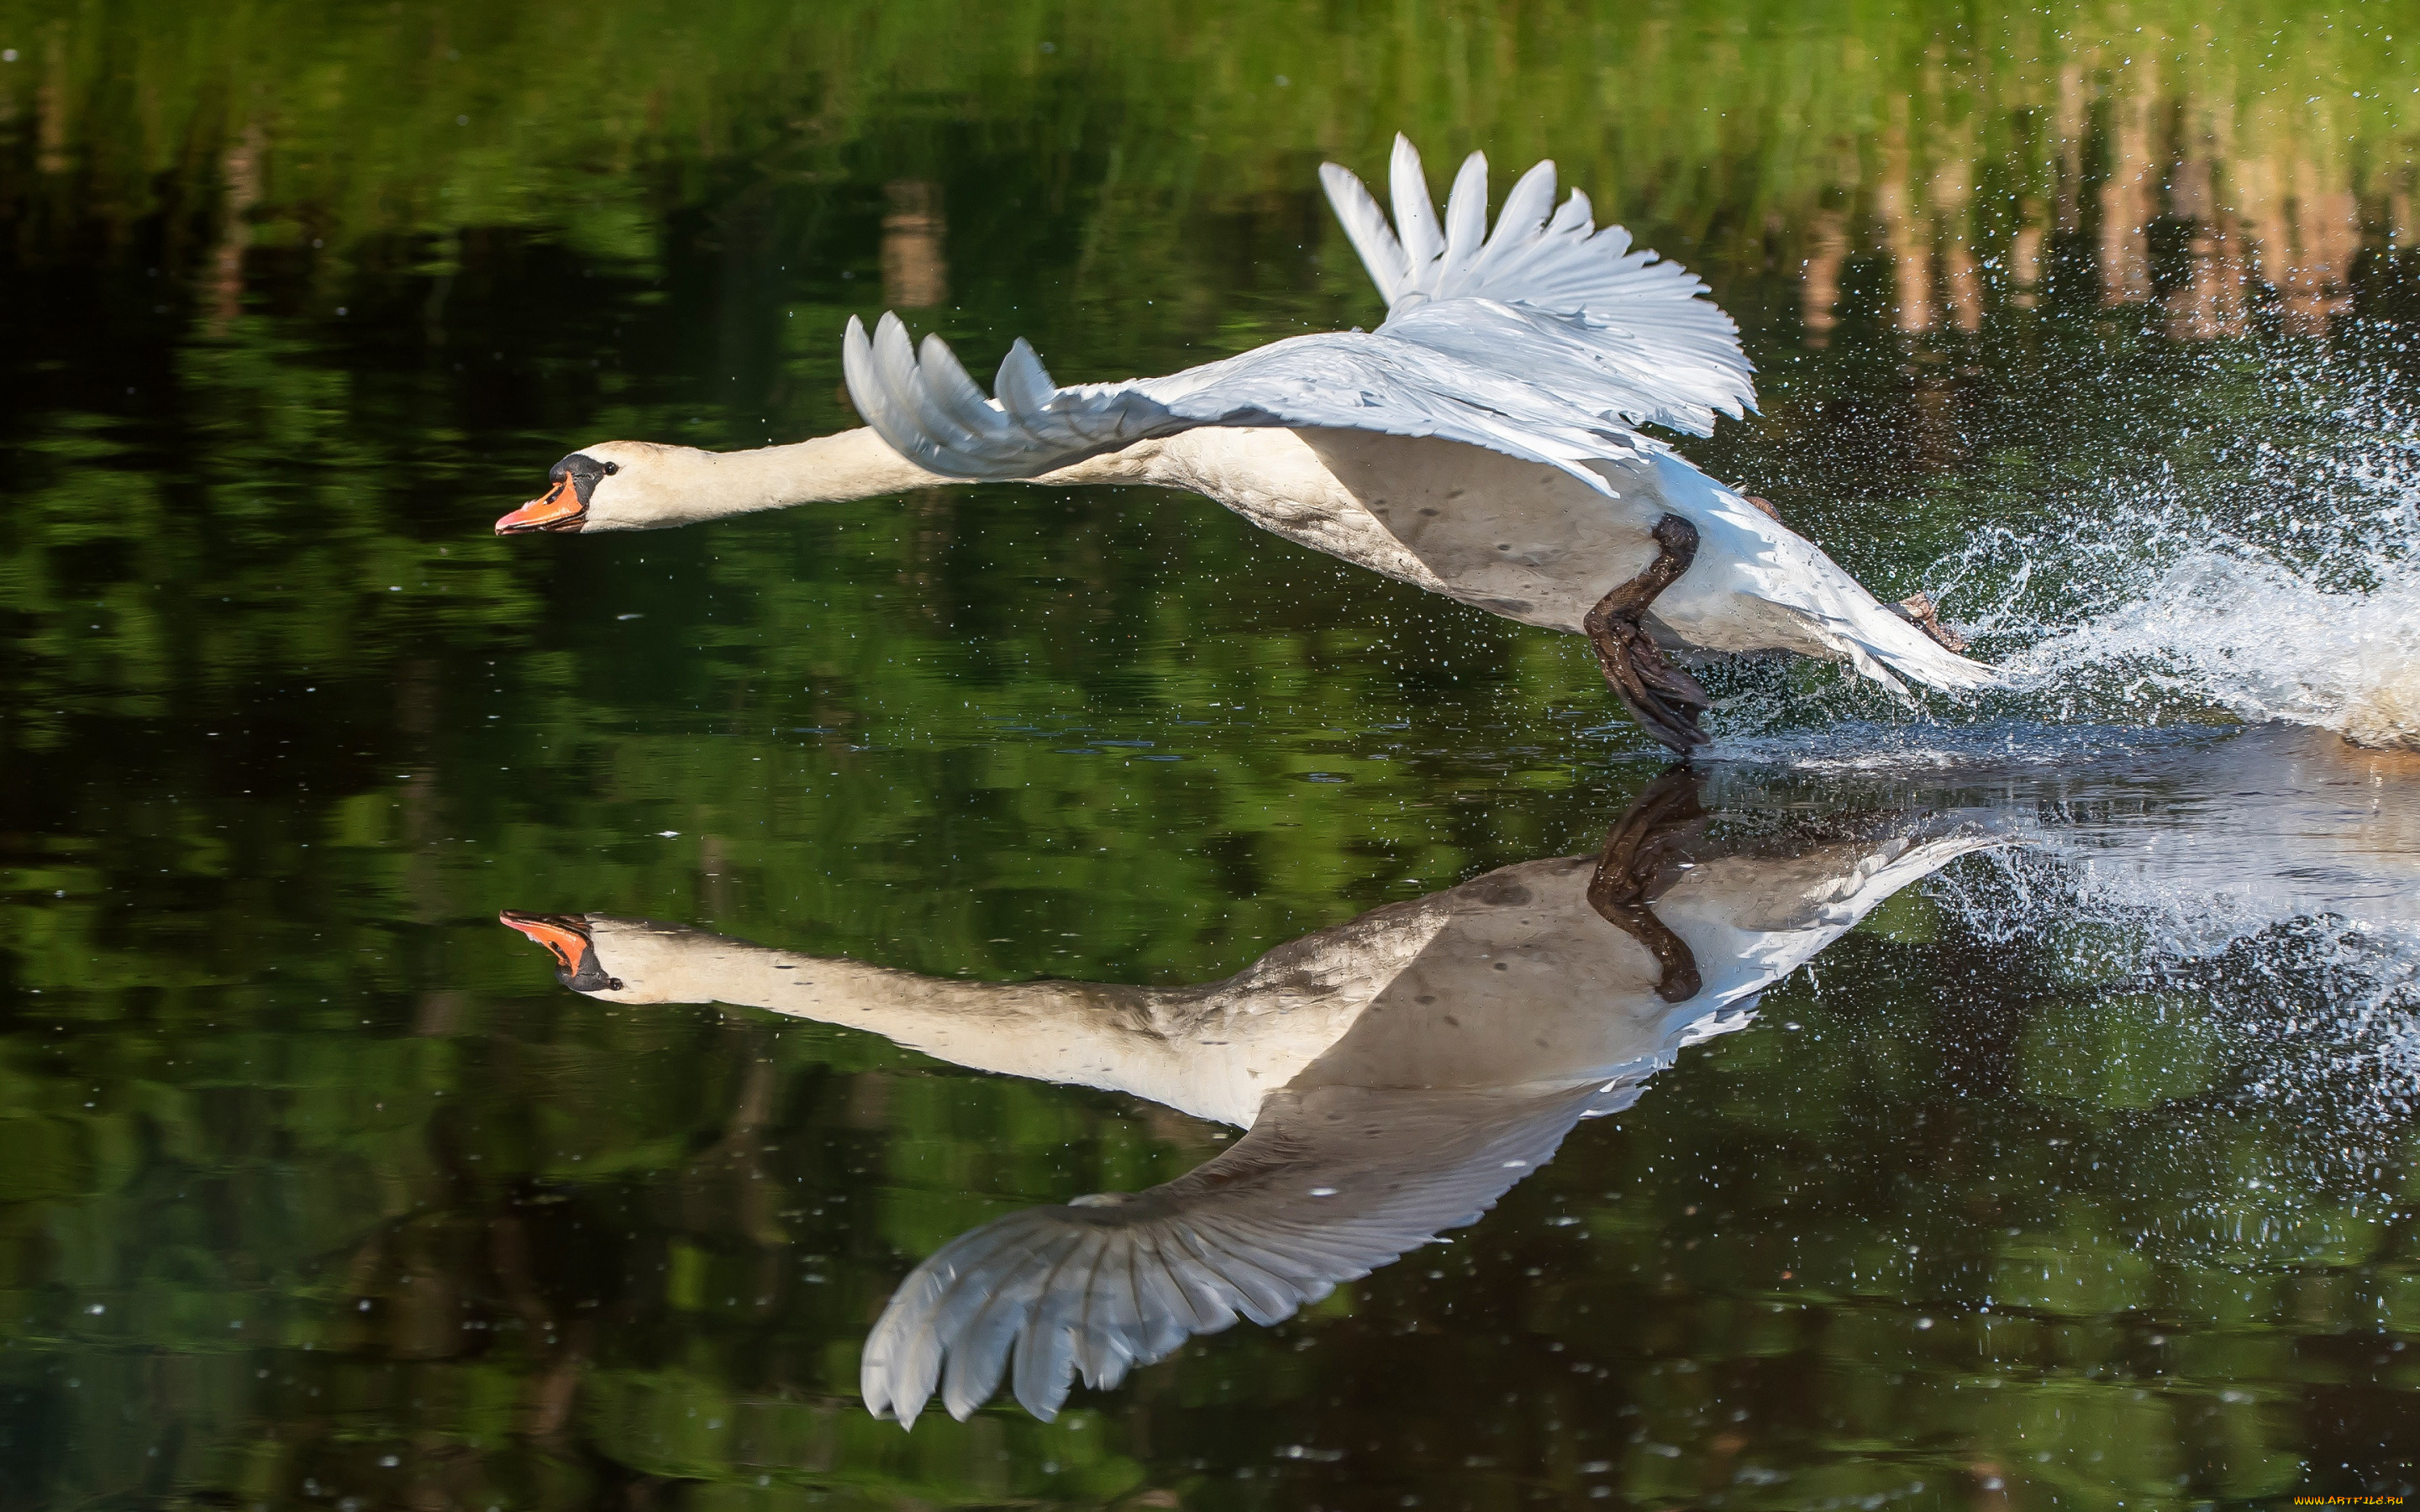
[
  {"left": 1939, "top": 843, "right": 2420, "bottom": 1247},
  {"left": 1925, "top": 729, "right": 2420, "bottom": 1168},
  {"left": 1703, "top": 335, "right": 2420, "bottom": 750},
  {"left": 1962, "top": 340, "right": 2420, "bottom": 748},
  {"left": 2006, "top": 533, "right": 2420, "bottom": 750},
  {"left": 1713, "top": 727, "right": 2420, "bottom": 1215}
]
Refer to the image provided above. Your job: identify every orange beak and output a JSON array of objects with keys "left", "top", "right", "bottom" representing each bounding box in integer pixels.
[
  {"left": 495, "top": 475, "right": 585, "bottom": 535},
  {"left": 499, "top": 910, "right": 621, "bottom": 990}
]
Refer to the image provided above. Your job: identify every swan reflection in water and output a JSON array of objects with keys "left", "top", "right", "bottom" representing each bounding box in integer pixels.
[{"left": 499, "top": 770, "right": 1998, "bottom": 1425}]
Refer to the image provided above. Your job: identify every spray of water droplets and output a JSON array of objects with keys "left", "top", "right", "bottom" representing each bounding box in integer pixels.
[
  {"left": 1710, "top": 729, "right": 2419, "bottom": 1259},
  {"left": 1700, "top": 335, "right": 2420, "bottom": 753},
  {"left": 1954, "top": 342, "right": 2420, "bottom": 748}
]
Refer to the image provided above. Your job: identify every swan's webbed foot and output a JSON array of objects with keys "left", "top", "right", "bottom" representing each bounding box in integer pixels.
[
  {"left": 1586, "top": 766, "right": 1707, "bottom": 1003},
  {"left": 1891, "top": 591, "right": 1970, "bottom": 654},
  {"left": 1585, "top": 514, "right": 1712, "bottom": 753}
]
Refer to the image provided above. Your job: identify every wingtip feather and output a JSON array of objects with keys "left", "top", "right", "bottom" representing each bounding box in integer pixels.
[
  {"left": 1388, "top": 134, "right": 1445, "bottom": 271},
  {"left": 995, "top": 337, "right": 1058, "bottom": 415},
  {"left": 1346, "top": 136, "right": 1756, "bottom": 424},
  {"left": 1321, "top": 160, "right": 1412, "bottom": 304},
  {"left": 1443, "top": 150, "right": 1489, "bottom": 263}
]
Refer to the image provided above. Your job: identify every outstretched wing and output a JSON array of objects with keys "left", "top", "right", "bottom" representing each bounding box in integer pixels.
[
  {"left": 842, "top": 134, "right": 1750, "bottom": 486},
  {"left": 1320, "top": 135, "right": 1754, "bottom": 435},
  {"left": 842, "top": 310, "right": 1649, "bottom": 487},
  {"left": 860, "top": 1081, "right": 1599, "bottom": 1426}
]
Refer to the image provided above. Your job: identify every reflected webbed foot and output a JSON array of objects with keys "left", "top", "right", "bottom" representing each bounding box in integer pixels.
[{"left": 1586, "top": 766, "right": 1707, "bottom": 1002}]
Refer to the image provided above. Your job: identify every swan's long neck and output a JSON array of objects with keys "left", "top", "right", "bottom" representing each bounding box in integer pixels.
[
  {"left": 607, "top": 428, "right": 1178, "bottom": 529},
  {"left": 623, "top": 430, "right": 950, "bottom": 526},
  {"left": 581, "top": 918, "right": 1284, "bottom": 1117},
  {"left": 589, "top": 917, "right": 1146, "bottom": 1069}
]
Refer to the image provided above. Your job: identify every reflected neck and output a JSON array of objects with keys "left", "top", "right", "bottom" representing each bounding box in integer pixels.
[{"left": 578, "top": 917, "right": 1327, "bottom": 1126}]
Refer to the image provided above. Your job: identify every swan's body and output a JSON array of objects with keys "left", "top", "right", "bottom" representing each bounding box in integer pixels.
[
  {"left": 502, "top": 137, "right": 1997, "bottom": 744},
  {"left": 502, "top": 776, "right": 1999, "bottom": 1424}
]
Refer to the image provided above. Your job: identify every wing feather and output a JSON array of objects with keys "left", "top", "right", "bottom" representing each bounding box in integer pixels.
[
  {"left": 1319, "top": 134, "right": 1756, "bottom": 433},
  {"left": 1389, "top": 135, "right": 1447, "bottom": 276},
  {"left": 908, "top": 332, "right": 1002, "bottom": 453},
  {"left": 1132, "top": 1236, "right": 1217, "bottom": 1341},
  {"left": 993, "top": 337, "right": 1060, "bottom": 415},
  {"left": 1318, "top": 161, "right": 1410, "bottom": 302},
  {"left": 843, "top": 314, "right": 1650, "bottom": 490},
  {"left": 1464, "top": 157, "right": 1560, "bottom": 295},
  {"left": 842, "top": 131, "right": 1753, "bottom": 497},
  {"left": 1440, "top": 150, "right": 1491, "bottom": 283},
  {"left": 841, "top": 314, "right": 931, "bottom": 464},
  {"left": 860, "top": 1083, "right": 1598, "bottom": 1425}
]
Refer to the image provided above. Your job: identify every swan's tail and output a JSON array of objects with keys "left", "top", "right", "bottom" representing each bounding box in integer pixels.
[
  {"left": 1833, "top": 595, "right": 2003, "bottom": 699},
  {"left": 1649, "top": 462, "right": 2002, "bottom": 701},
  {"left": 1757, "top": 533, "right": 2002, "bottom": 698},
  {"left": 1761, "top": 544, "right": 2002, "bottom": 697}
]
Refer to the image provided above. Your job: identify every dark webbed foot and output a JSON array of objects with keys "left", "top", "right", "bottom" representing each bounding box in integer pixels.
[
  {"left": 1586, "top": 766, "right": 1707, "bottom": 1003},
  {"left": 1891, "top": 591, "right": 1970, "bottom": 654},
  {"left": 1584, "top": 514, "right": 1712, "bottom": 753}
]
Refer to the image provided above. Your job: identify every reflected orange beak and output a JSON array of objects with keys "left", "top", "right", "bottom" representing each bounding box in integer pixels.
[
  {"left": 499, "top": 910, "right": 622, "bottom": 991},
  {"left": 500, "top": 910, "right": 590, "bottom": 971},
  {"left": 495, "top": 474, "right": 586, "bottom": 535}
]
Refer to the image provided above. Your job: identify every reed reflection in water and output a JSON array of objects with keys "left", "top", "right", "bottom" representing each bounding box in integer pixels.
[{"left": 5, "top": 2, "right": 2412, "bottom": 351}]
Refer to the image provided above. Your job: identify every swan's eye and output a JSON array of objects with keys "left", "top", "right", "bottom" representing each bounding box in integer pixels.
[{"left": 602, "top": 461, "right": 619, "bottom": 475}]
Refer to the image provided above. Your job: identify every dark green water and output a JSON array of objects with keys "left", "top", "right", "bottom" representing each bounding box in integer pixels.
[{"left": 4, "top": 3, "right": 2420, "bottom": 1508}]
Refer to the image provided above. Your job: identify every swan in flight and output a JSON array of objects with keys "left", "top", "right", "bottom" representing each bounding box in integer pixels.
[
  {"left": 498, "top": 771, "right": 2000, "bottom": 1422},
  {"left": 497, "top": 137, "right": 1995, "bottom": 750}
]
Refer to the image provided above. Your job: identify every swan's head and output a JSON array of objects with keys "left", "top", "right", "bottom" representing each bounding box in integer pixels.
[{"left": 493, "top": 441, "right": 712, "bottom": 535}]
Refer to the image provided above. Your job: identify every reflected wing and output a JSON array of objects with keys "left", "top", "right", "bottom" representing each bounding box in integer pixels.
[
  {"left": 861, "top": 1081, "right": 1598, "bottom": 1426},
  {"left": 1320, "top": 135, "right": 1754, "bottom": 435},
  {"left": 840, "top": 311, "right": 1647, "bottom": 486}
]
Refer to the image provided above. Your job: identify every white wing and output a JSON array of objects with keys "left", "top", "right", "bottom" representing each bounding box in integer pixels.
[
  {"left": 842, "top": 310, "right": 1650, "bottom": 488},
  {"left": 860, "top": 1081, "right": 1600, "bottom": 1426},
  {"left": 1321, "top": 135, "right": 1755, "bottom": 435}
]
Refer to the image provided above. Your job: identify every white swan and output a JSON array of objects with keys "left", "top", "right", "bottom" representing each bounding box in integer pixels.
[
  {"left": 499, "top": 773, "right": 2000, "bottom": 1423},
  {"left": 497, "top": 137, "right": 1996, "bottom": 750}
]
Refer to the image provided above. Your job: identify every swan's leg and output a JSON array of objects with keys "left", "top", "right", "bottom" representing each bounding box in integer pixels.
[
  {"left": 1586, "top": 766, "right": 1706, "bottom": 1003},
  {"left": 1584, "top": 514, "right": 1712, "bottom": 752}
]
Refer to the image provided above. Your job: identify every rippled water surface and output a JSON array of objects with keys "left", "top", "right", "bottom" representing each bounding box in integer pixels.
[{"left": 4, "top": 3, "right": 2420, "bottom": 1508}]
